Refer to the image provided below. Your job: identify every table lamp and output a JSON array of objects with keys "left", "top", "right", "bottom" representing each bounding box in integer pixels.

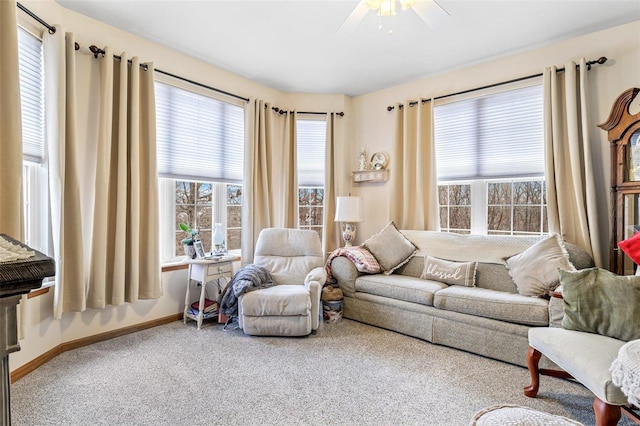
[{"left": 335, "top": 196, "right": 364, "bottom": 247}]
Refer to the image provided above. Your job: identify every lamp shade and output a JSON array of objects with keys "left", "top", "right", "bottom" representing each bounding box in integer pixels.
[{"left": 335, "top": 196, "right": 364, "bottom": 223}]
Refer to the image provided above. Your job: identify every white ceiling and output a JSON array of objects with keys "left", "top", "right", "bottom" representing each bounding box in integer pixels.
[{"left": 56, "top": 0, "right": 640, "bottom": 97}]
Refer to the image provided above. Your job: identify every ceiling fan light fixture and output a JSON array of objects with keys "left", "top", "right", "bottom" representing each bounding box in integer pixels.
[
  {"left": 364, "top": 0, "right": 382, "bottom": 10},
  {"left": 378, "top": 0, "right": 396, "bottom": 16},
  {"left": 399, "top": 0, "right": 418, "bottom": 10}
]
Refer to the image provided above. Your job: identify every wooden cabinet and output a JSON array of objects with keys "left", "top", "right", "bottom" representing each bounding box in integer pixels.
[{"left": 598, "top": 88, "right": 640, "bottom": 274}]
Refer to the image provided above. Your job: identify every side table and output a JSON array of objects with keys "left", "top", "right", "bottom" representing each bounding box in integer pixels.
[{"left": 182, "top": 256, "right": 239, "bottom": 330}]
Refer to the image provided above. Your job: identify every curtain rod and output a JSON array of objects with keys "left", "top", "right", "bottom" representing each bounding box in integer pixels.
[
  {"left": 386, "top": 56, "right": 608, "bottom": 111},
  {"left": 16, "top": 3, "right": 251, "bottom": 102},
  {"left": 88, "top": 46, "right": 250, "bottom": 103},
  {"left": 17, "top": 2, "right": 55, "bottom": 34},
  {"left": 269, "top": 106, "right": 345, "bottom": 117}
]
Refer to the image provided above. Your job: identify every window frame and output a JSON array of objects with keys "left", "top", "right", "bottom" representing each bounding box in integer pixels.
[
  {"left": 434, "top": 79, "right": 546, "bottom": 236},
  {"left": 438, "top": 177, "right": 547, "bottom": 236},
  {"left": 296, "top": 116, "right": 327, "bottom": 242},
  {"left": 155, "top": 75, "right": 246, "bottom": 262},
  {"left": 18, "top": 25, "right": 49, "bottom": 254}
]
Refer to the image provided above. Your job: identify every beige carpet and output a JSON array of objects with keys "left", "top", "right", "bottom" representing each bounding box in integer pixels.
[{"left": 10, "top": 319, "right": 634, "bottom": 425}]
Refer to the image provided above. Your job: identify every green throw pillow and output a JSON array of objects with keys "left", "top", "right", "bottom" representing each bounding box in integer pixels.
[{"left": 560, "top": 268, "right": 640, "bottom": 341}]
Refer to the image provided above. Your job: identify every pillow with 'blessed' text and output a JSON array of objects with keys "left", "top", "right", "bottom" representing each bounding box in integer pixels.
[{"left": 420, "top": 255, "right": 477, "bottom": 287}]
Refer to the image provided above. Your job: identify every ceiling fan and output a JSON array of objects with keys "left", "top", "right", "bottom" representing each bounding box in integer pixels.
[{"left": 337, "top": 0, "right": 450, "bottom": 36}]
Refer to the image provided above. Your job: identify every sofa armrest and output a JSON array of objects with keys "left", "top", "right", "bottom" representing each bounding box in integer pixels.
[
  {"left": 330, "top": 256, "right": 360, "bottom": 297},
  {"left": 548, "top": 284, "right": 564, "bottom": 328},
  {"left": 305, "top": 266, "right": 327, "bottom": 287}
]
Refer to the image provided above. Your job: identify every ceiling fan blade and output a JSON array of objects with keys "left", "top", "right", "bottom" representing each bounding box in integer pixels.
[
  {"left": 411, "top": 0, "right": 450, "bottom": 29},
  {"left": 336, "top": 1, "right": 370, "bottom": 38}
]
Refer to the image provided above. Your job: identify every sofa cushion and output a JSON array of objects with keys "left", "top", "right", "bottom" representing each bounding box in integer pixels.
[
  {"left": 363, "top": 222, "right": 418, "bottom": 275},
  {"left": 475, "top": 263, "right": 518, "bottom": 293},
  {"left": 433, "top": 286, "right": 549, "bottom": 326},
  {"left": 240, "top": 285, "right": 310, "bottom": 316},
  {"left": 560, "top": 267, "right": 640, "bottom": 341},
  {"left": 528, "top": 327, "right": 627, "bottom": 405},
  {"left": 421, "top": 256, "right": 477, "bottom": 287},
  {"left": 355, "top": 274, "right": 447, "bottom": 306},
  {"left": 505, "top": 234, "right": 576, "bottom": 297}
]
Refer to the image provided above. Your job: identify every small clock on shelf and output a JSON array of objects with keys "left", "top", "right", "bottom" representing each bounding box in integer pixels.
[{"left": 370, "top": 152, "right": 389, "bottom": 170}]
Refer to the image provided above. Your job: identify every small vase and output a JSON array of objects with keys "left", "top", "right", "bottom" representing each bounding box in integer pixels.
[
  {"left": 183, "top": 243, "right": 196, "bottom": 259},
  {"left": 213, "top": 223, "right": 225, "bottom": 253}
]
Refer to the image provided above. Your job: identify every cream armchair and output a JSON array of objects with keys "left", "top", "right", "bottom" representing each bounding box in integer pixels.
[{"left": 238, "top": 228, "right": 326, "bottom": 336}]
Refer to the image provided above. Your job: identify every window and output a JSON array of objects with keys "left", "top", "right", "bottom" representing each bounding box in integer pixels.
[
  {"left": 18, "top": 27, "right": 48, "bottom": 253},
  {"left": 155, "top": 80, "right": 244, "bottom": 259},
  {"left": 434, "top": 82, "right": 546, "bottom": 235},
  {"left": 297, "top": 118, "right": 327, "bottom": 241},
  {"left": 487, "top": 180, "right": 546, "bottom": 235}
]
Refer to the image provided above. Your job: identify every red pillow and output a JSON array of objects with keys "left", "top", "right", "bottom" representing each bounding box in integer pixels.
[{"left": 618, "top": 232, "right": 640, "bottom": 265}]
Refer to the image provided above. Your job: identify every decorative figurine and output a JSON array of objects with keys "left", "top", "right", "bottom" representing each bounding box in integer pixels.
[{"left": 358, "top": 146, "right": 368, "bottom": 171}]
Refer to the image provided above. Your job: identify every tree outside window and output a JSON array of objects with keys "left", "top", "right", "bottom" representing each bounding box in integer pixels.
[
  {"left": 439, "top": 184, "right": 471, "bottom": 234},
  {"left": 175, "top": 181, "right": 213, "bottom": 254},
  {"left": 226, "top": 184, "right": 242, "bottom": 250},
  {"left": 299, "top": 187, "right": 324, "bottom": 242}
]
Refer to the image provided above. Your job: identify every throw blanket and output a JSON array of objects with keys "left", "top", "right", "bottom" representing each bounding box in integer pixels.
[
  {"left": 220, "top": 264, "right": 276, "bottom": 317},
  {"left": 325, "top": 246, "right": 381, "bottom": 282},
  {"left": 0, "top": 235, "right": 34, "bottom": 263},
  {"left": 610, "top": 339, "right": 640, "bottom": 406},
  {"left": 401, "top": 230, "right": 542, "bottom": 265}
]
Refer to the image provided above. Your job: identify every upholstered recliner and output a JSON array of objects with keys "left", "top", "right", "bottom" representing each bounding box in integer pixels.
[{"left": 238, "top": 228, "right": 326, "bottom": 336}]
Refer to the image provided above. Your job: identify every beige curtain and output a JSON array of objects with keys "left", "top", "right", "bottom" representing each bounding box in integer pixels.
[
  {"left": 0, "top": 0, "right": 23, "bottom": 240},
  {"left": 544, "top": 58, "right": 602, "bottom": 267},
  {"left": 87, "top": 47, "right": 161, "bottom": 308},
  {"left": 43, "top": 28, "right": 87, "bottom": 318},
  {"left": 322, "top": 112, "right": 344, "bottom": 254},
  {"left": 242, "top": 99, "right": 275, "bottom": 264},
  {"left": 1, "top": 0, "right": 27, "bottom": 339},
  {"left": 282, "top": 111, "right": 298, "bottom": 228},
  {"left": 390, "top": 101, "right": 439, "bottom": 230}
]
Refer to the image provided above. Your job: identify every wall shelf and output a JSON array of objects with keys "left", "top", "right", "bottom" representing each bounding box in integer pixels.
[{"left": 352, "top": 169, "right": 389, "bottom": 183}]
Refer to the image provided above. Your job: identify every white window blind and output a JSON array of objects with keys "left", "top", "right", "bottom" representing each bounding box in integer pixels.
[
  {"left": 297, "top": 118, "right": 327, "bottom": 186},
  {"left": 155, "top": 81, "right": 245, "bottom": 183},
  {"left": 434, "top": 83, "right": 544, "bottom": 181},
  {"left": 18, "top": 27, "right": 45, "bottom": 163}
]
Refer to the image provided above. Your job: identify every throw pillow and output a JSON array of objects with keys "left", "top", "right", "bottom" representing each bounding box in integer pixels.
[
  {"left": 560, "top": 267, "right": 640, "bottom": 341},
  {"left": 618, "top": 231, "right": 640, "bottom": 265},
  {"left": 420, "top": 256, "right": 477, "bottom": 287},
  {"left": 363, "top": 222, "right": 418, "bottom": 275},
  {"left": 504, "top": 234, "right": 576, "bottom": 297}
]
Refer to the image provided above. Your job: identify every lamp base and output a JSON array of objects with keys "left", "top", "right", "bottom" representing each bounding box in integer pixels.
[{"left": 341, "top": 223, "right": 357, "bottom": 247}]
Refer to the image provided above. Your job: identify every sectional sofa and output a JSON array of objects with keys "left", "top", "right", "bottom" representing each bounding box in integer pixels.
[{"left": 329, "top": 229, "right": 594, "bottom": 368}]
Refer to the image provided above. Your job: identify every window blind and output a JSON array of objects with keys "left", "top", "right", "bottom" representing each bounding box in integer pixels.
[
  {"left": 297, "top": 118, "right": 327, "bottom": 186},
  {"left": 434, "top": 84, "right": 544, "bottom": 181},
  {"left": 18, "top": 28, "right": 45, "bottom": 163},
  {"left": 155, "top": 81, "right": 245, "bottom": 183}
]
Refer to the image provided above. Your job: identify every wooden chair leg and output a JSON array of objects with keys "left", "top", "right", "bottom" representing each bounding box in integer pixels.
[
  {"left": 524, "top": 346, "right": 541, "bottom": 397},
  {"left": 593, "top": 397, "right": 622, "bottom": 426}
]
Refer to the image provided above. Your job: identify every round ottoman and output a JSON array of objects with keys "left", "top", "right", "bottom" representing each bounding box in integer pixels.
[{"left": 470, "top": 404, "right": 584, "bottom": 426}]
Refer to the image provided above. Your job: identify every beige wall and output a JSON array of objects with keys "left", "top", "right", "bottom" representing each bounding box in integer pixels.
[
  {"left": 350, "top": 20, "right": 640, "bottom": 254},
  {"left": 10, "top": 0, "right": 640, "bottom": 372},
  {"left": 10, "top": 0, "right": 349, "bottom": 372}
]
